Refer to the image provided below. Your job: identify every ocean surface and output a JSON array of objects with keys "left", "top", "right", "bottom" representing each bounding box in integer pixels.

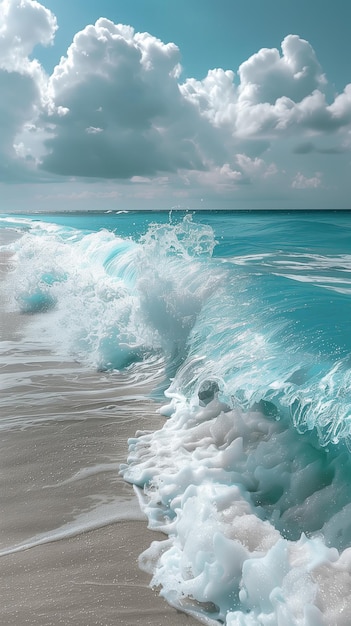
[{"left": 1, "top": 209, "right": 351, "bottom": 625}]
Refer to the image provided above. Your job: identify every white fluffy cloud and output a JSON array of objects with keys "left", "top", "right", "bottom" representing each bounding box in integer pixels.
[
  {"left": 181, "top": 35, "right": 351, "bottom": 139},
  {"left": 0, "top": 0, "right": 56, "bottom": 66},
  {"left": 0, "top": 0, "right": 56, "bottom": 180},
  {"left": 42, "top": 18, "right": 211, "bottom": 178},
  {"left": 238, "top": 34, "right": 325, "bottom": 105},
  {"left": 1, "top": 0, "right": 351, "bottom": 207}
]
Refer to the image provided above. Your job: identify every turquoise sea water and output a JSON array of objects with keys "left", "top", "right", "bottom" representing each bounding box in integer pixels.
[{"left": 1, "top": 209, "right": 351, "bottom": 625}]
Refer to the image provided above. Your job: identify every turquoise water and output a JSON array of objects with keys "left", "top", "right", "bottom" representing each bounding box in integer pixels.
[{"left": 1, "top": 210, "right": 351, "bottom": 625}]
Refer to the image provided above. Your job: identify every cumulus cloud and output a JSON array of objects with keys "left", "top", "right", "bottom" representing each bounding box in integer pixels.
[
  {"left": 182, "top": 154, "right": 279, "bottom": 198},
  {"left": 291, "top": 171, "right": 322, "bottom": 189},
  {"left": 0, "top": 0, "right": 56, "bottom": 69},
  {"left": 41, "top": 18, "right": 213, "bottom": 178},
  {"left": 181, "top": 68, "right": 237, "bottom": 126},
  {"left": 0, "top": 0, "right": 56, "bottom": 181},
  {"left": 238, "top": 35, "right": 325, "bottom": 105},
  {"left": 181, "top": 35, "right": 351, "bottom": 140},
  {"left": 1, "top": 0, "right": 351, "bottom": 208},
  {"left": 328, "top": 84, "right": 351, "bottom": 127}
]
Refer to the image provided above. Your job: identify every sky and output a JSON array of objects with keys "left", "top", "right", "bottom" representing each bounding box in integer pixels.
[{"left": 1, "top": 0, "right": 351, "bottom": 211}]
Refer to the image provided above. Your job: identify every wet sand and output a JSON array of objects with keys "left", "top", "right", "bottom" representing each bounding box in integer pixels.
[
  {"left": 0, "top": 404, "right": 197, "bottom": 626},
  {"left": 0, "top": 522, "right": 164, "bottom": 626},
  {"left": 0, "top": 230, "right": 197, "bottom": 625},
  {"left": 0, "top": 522, "right": 194, "bottom": 626}
]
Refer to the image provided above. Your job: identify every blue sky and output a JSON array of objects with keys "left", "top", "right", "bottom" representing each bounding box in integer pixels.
[{"left": 1, "top": 0, "right": 351, "bottom": 211}]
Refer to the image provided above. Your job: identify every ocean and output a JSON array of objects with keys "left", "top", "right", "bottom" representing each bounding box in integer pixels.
[{"left": 1, "top": 209, "right": 351, "bottom": 625}]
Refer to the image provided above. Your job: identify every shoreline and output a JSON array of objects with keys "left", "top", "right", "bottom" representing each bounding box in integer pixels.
[{"left": 0, "top": 227, "right": 198, "bottom": 626}]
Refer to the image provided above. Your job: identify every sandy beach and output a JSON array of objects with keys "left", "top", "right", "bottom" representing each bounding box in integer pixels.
[{"left": 0, "top": 231, "right": 197, "bottom": 625}]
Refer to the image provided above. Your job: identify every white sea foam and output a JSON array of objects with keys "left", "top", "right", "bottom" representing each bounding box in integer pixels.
[{"left": 122, "top": 389, "right": 351, "bottom": 625}]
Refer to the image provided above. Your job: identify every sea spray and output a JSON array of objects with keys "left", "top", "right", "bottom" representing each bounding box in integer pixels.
[{"left": 4, "top": 215, "right": 220, "bottom": 372}]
